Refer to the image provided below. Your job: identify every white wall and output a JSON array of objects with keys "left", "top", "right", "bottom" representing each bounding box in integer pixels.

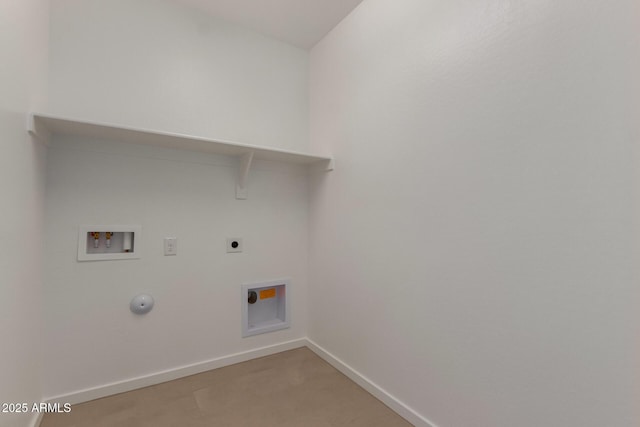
[
  {"left": 0, "top": 1, "right": 49, "bottom": 426},
  {"left": 42, "top": 0, "right": 311, "bottom": 400},
  {"left": 43, "top": 137, "right": 309, "bottom": 398},
  {"left": 309, "top": 1, "right": 640, "bottom": 426},
  {"left": 49, "top": 0, "right": 309, "bottom": 152}
]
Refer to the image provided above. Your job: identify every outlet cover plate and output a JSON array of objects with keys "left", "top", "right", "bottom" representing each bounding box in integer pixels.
[{"left": 164, "top": 237, "right": 177, "bottom": 256}]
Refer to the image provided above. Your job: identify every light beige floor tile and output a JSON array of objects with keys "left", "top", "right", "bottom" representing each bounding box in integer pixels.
[{"left": 41, "top": 347, "right": 413, "bottom": 427}]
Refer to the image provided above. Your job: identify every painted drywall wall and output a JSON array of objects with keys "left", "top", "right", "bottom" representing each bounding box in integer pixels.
[
  {"left": 48, "top": 0, "right": 309, "bottom": 152},
  {"left": 0, "top": 1, "right": 49, "bottom": 427},
  {"left": 42, "top": 0, "right": 312, "bottom": 399},
  {"left": 42, "top": 137, "right": 309, "bottom": 398},
  {"left": 309, "top": 1, "right": 640, "bottom": 426}
]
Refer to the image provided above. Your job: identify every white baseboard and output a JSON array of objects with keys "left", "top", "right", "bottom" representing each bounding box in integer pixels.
[
  {"left": 305, "top": 338, "right": 437, "bottom": 427},
  {"left": 44, "top": 338, "right": 306, "bottom": 405},
  {"left": 30, "top": 412, "right": 44, "bottom": 427},
  {"left": 42, "top": 337, "right": 435, "bottom": 427}
]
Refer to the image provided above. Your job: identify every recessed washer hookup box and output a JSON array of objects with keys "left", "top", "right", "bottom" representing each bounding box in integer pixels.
[{"left": 77, "top": 225, "right": 141, "bottom": 261}]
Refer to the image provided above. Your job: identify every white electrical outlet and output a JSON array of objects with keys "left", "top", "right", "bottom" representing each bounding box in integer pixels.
[
  {"left": 227, "top": 238, "right": 243, "bottom": 253},
  {"left": 164, "top": 237, "right": 177, "bottom": 256}
]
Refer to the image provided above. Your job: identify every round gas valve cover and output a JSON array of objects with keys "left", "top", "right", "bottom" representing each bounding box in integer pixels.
[{"left": 130, "top": 294, "right": 154, "bottom": 315}]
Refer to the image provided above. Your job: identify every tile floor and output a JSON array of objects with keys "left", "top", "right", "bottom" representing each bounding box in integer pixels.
[{"left": 41, "top": 347, "right": 413, "bottom": 426}]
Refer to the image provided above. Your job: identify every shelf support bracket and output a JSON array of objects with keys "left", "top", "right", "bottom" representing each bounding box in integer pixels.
[
  {"left": 324, "top": 158, "right": 335, "bottom": 171},
  {"left": 26, "top": 113, "right": 50, "bottom": 145},
  {"left": 236, "top": 151, "right": 254, "bottom": 200}
]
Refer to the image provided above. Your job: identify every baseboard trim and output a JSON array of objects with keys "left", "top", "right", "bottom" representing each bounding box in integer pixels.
[
  {"left": 44, "top": 338, "right": 307, "bottom": 405},
  {"left": 30, "top": 412, "right": 44, "bottom": 427},
  {"left": 42, "top": 337, "right": 436, "bottom": 427},
  {"left": 305, "top": 338, "right": 437, "bottom": 427}
]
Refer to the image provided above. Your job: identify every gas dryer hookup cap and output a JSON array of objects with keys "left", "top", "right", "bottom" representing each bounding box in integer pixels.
[{"left": 130, "top": 294, "right": 154, "bottom": 315}]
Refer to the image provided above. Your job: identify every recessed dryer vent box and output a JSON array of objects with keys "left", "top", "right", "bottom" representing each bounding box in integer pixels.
[
  {"left": 241, "top": 279, "right": 290, "bottom": 337},
  {"left": 77, "top": 225, "right": 141, "bottom": 261}
]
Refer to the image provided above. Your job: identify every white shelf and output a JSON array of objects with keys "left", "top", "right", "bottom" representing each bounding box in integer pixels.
[{"left": 28, "top": 113, "right": 333, "bottom": 199}]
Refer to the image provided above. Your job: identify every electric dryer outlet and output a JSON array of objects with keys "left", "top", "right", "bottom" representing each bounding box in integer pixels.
[{"left": 227, "top": 238, "right": 243, "bottom": 253}]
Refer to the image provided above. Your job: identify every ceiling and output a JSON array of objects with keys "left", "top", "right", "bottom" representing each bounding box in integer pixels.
[{"left": 175, "top": 0, "right": 365, "bottom": 49}]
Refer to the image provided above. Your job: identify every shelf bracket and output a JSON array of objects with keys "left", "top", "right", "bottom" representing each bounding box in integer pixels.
[
  {"left": 324, "top": 158, "right": 335, "bottom": 171},
  {"left": 236, "top": 151, "right": 254, "bottom": 200},
  {"left": 26, "top": 113, "right": 50, "bottom": 145}
]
